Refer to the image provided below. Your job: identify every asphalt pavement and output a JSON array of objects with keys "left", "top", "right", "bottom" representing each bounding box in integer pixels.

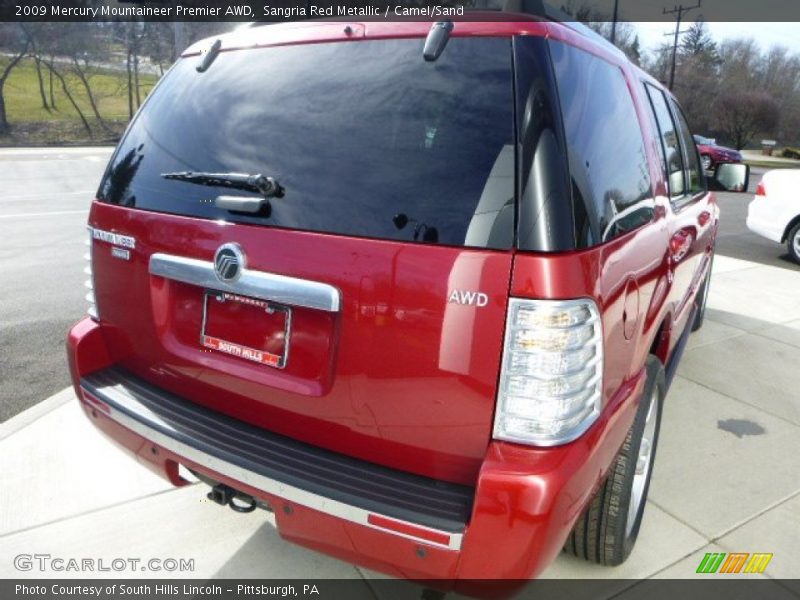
[
  {"left": 0, "top": 147, "right": 112, "bottom": 422},
  {"left": 0, "top": 152, "right": 796, "bottom": 422}
]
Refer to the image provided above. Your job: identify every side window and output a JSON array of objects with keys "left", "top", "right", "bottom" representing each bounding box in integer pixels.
[
  {"left": 641, "top": 84, "right": 667, "bottom": 180},
  {"left": 549, "top": 41, "right": 654, "bottom": 247},
  {"left": 670, "top": 100, "right": 706, "bottom": 198},
  {"left": 644, "top": 83, "right": 685, "bottom": 200}
]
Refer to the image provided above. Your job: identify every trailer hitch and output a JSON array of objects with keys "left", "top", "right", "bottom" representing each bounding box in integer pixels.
[{"left": 207, "top": 483, "right": 257, "bottom": 513}]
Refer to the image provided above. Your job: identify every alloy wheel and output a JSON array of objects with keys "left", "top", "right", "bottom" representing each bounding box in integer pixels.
[{"left": 626, "top": 388, "right": 658, "bottom": 537}]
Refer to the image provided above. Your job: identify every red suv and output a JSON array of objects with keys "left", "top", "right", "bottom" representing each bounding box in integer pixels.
[{"left": 67, "top": 16, "right": 748, "bottom": 588}]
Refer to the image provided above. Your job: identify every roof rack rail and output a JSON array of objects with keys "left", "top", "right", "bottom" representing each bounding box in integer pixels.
[{"left": 240, "top": 2, "right": 626, "bottom": 61}]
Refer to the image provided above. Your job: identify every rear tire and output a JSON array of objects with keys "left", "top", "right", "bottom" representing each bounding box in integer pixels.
[
  {"left": 788, "top": 222, "right": 800, "bottom": 264},
  {"left": 564, "top": 356, "right": 664, "bottom": 566},
  {"left": 692, "top": 254, "right": 713, "bottom": 332}
]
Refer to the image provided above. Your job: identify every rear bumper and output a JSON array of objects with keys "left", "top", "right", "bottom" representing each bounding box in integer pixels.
[{"left": 67, "top": 318, "right": 643, "bottom": 582}]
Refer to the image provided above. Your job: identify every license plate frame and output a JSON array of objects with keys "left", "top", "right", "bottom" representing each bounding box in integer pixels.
[{"left": 200, "top": 290, "right": 291, "bottom": 369}]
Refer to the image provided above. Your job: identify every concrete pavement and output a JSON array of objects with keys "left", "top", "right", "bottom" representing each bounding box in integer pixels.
[{"left": 1, "top": 253, "right": 798, "bottom": 596}]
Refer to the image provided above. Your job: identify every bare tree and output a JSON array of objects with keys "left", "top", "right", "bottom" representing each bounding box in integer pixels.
[
  {"left": 588, "top": 20, "right": 642, "bottom": 64},
  {"left": 714, "top": 92, "right": 779, "bottom": 150},
  {"left": 717, "top": 38, "right": 761, "bottom": 92},
  {"left": 642, "top": 28, "right": 717, "bottom": 134},
  {"left": 113, "top": 22, "right": 146, "bottom": 119},
  {"left": 141, "top": 23, "right": 175, "bottom": 76},
  {"left": 558, "top": 1, "right": 642, "bottom": 64},
  {"left": 70, "top": 53, "right": 112, "bottom": 132},
  {"left": 64, "top": 24, "right": 114, "bottom": 132},
  {"left": 20, "top": 25, "right": 52, "bottom": 112},
  {"left": 0, "top": 24, "right": 30, "bottom": 135},
  {"left": 43, "top": 60, "right": 92, "bottom": 136},
  {"left": 756, "top": 45, "right": 800, "bottom": 144},
  {"left": 39, "top": 23, "right": 115, "bottom": 132}
]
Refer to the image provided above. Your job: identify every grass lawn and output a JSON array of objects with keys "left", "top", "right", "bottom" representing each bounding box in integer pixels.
[
  {"left": 1, "top": 57, "right": 158, "bottom": 145},
  {"left": 741, "top": 149, "right": 800, "bottom": 170},
  {"left": 744, "top": 159, "right": 800, "bottom": 169}
]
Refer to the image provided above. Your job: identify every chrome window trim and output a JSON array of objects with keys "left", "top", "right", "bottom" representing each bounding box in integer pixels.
[
  {"left": 80, "top": 384, "right": 462, "bottom": 551},
  {"left": 149, "top": 253, "right": 341, "bottom": 313}
]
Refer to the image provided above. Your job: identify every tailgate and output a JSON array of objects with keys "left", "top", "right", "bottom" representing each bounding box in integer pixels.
[{"left": 88, "top": 33, "right": 516, "bottom": 485}]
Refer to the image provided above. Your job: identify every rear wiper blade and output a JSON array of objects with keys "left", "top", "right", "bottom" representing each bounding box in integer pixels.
[{"left": 161, "top": 171, "right": 284, "bottom": 198}]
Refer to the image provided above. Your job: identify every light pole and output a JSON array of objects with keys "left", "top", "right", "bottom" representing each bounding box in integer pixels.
[
  {"left": 610, "top": 0, "right": 619, "bottom": 45},
  {"left": 663, "top": 1, "right": 702, "bottom": 90}
]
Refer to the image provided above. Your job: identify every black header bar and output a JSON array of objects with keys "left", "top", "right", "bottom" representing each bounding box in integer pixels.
[{"left": 1, "top": 0, "right": 799, "bottom": 23}]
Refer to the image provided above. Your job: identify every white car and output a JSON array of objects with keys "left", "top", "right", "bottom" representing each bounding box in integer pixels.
[{"left": 747, "top": 169, "right": 800, "bottom": 263}]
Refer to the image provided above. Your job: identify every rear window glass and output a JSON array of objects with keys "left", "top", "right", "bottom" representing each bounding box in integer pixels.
[{"left": 98, "top": 37, "right": 515, "bottom": 249}]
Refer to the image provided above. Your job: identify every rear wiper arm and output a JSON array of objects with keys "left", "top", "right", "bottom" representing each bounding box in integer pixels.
[{"left": 161, "top": 171, "right": 284, "bottom": 199}]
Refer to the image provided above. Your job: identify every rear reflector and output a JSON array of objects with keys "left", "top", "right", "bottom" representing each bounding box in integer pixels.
[{"left": 367, "top": 514, "right": 451, "bottom": 547}]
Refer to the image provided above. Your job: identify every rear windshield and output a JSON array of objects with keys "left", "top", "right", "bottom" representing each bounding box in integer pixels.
[{"left": 98, "top": 37, "right": 515, "bottom": 249}]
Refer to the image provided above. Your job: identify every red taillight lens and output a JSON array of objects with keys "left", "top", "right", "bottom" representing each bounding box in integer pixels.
[
  {"left": 756, "top": 180, "right": 766, "bottom": 196},
  {"left": 493, "top": 298, "right": 603, "bottom": 446}
]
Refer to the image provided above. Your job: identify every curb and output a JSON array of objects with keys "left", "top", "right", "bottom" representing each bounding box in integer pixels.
[{"left": 0, "top": 387, "right": 75, "bottom": 442}]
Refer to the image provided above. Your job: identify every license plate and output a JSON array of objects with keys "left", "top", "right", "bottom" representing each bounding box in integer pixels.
[{"left": 200, "top": 291, "right": 291, "bottom": 369}]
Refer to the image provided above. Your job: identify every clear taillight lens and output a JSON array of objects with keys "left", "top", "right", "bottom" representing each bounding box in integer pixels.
[
  {"left": 85, "top": 228, "right": 98, "bottom": 320},
  {"left": 493, "top": 298, "right": 603, "bottom": 446}
]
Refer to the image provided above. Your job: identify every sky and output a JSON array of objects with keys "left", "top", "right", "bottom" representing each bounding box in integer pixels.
[{"left": 634, "top": 22, "right": 800, "bottom": 56}]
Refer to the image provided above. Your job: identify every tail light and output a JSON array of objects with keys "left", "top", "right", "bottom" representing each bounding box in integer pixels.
[
  {"left": 493, "top": 298, "right": 603, "bottom": 446},
  {"left": 85, "top": 228, "right": 98, "bottom": 320},
  {"left": 755, "top": 180, "right": 766, "bottom": 197}
]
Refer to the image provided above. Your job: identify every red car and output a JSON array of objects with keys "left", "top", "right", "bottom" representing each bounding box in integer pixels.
[
  {"left": 67, "top": 15, "right": 749, "bottom": 591},
  {"left": 694, "top": 134, "right": 744, "bottom": 171}
]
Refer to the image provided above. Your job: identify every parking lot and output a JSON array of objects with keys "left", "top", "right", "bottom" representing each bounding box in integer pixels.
[
  {"left": 1, "top": 148, "right": 799, "bottom": 595},
  {"left": 0, "top": 147, "right": 110, "bottom": 422}
]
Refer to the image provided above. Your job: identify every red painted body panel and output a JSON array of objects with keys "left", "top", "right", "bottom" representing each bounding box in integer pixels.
[
  {"left": 72, "top": 333, "right": 643, "bottom": 582},
  {"left": 89, "top": 202, "right": 513, "bottom": 486},
  {"left": 181, "top": 19, "right": 552, "bottom": 57},
  {"left": 67, "top": 18, "right": 719, "bottom": 583}
]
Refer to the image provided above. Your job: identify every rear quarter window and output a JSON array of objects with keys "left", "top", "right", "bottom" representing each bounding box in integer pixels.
[
  {"left": 670, "top": 100, "right": 706, "bottom": 200},
  {"left": 98, "top": 37, "right": 515, "bottom": 249},
  {"left": 643, "top": 84, "right": 706, "bottom": 208},
  {"left": 644, "top": 83, "right": 686, "bottom": 201},
  {"left": 549, "top": 40, "right": 654, "bottom": 247}
]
